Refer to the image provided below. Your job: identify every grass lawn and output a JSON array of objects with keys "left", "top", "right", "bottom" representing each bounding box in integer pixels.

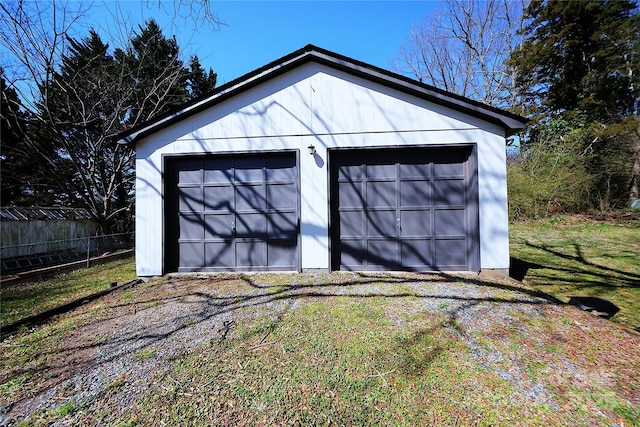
[
  {"left": 1, "top": 273, "right": 638, "bottom": 426},
  {"left": 0, "top": 257, "right": 136, "bottom": 327},
  {"left": 510, "top": 214, "right": 640, "bottom": 330}
]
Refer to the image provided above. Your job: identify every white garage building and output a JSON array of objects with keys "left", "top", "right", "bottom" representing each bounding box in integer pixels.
[{"left": 118, "top": 45, "right": 526, "bottom": 277}]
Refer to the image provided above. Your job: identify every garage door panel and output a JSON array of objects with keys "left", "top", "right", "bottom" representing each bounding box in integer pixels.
[
  {"left": 367, "top": 240, "right": 399, "bottom": 266},
  {"left": 367, "top": 163, "right": 395, "bottom": 179},
  {"left": 204, "top": 186, "right": 233, "bottom": 211},
  {"left": 435, "top": 239, "right": 467, "bottom": 267},
  {"left": 235, "top": 158, "right": 265, "bottom": 182},
  {"left": 267, "top": 212, "right": 297, "bottom": 237},
  {"left": 434, "top": 179, "right": 465, "bottom": 206},
  {"left": 400, "top": 210, "right": 431, "bottom": 237},
  {"left": 267, "top": 239, "right": 297, "bottom": 266},
  {"left": 236, "top": 213, "right": 266, "bottom": 237},
  {"left": 338, "top": 182, "right": 363, "bottom": 208},
  {"left": 338, "top": 164, "right": 363, "bottom": 180},
  {"left": 400, "top": 162, "right": 430, "bottom": 178},
  {"left": 266, "top": 156, "right": 296, "bottom": 181},
  {"left": 205, "top": 242, "right": 234, "bottom": 266},
  {"left": 180, "top": 242, "right": 203, "bottom": 268},
  {"left": 340, "top": 239, "right": 365, "bottom": 267},
  {"left": 203, "top": 158, "right": 233, "bottom": 183},
  {"left": 434, "top": 161, "right": 464, "bottom": 177},
  {"left": 179, "top": 187, "right": 202, "bottom": 211},
  {"left": 401, "top": 240, "right": 433, "bottom": 267},
  {"left": 236, "top": 241, "right": 266, "bottom": 266},
  {"left": 367, "top": 210, "right": 396, "bottom": 237},
  {"left": 236, "top": 184, "right": 266, "bottom": 211},
  {"left": 435, "top": 209, "right": 466, "bottom": 236},
  {"left": 400, "top": 181, "right": 430, "bottom": 207},
  {"left": 340, "top": 211, "right": 363, "bottom": 237},
  {"left": 267, "top": 183, "right": 296, "bottom": 209},
  {"left": 178, "top": 160, "right": 203, "bottom": 183},
  {"left": 179, "top": 214, "right": 204, "bottom": 239},
  {"left": 204, "top": 214, "right": 233, "bottom": 238},
  {"left": 366, "top": 181, "right": 395, "bottom": 207}
]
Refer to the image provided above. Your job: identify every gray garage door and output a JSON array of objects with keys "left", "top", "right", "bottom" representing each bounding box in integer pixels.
[
  {"left": 330, "top": 147, "right": 478, "bottom": 271},
  {"left": 165, "top": 153, "right": 299, "bottom": 272}
]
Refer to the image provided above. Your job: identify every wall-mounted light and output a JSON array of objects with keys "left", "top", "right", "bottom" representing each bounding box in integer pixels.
[{"left": 307, "top": 144, "right": 317, "bottom": 156}]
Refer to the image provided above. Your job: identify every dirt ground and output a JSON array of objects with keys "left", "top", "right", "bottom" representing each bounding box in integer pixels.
[{"left": 0, "top": 272, "right": 638, "bottom": 426}]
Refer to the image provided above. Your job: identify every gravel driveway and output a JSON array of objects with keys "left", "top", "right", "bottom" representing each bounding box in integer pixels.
[{"left": 1, "top": 272, "right": 638, "bottom": 426}]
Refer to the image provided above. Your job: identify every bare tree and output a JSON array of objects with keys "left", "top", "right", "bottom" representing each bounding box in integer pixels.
[
  {"left": 0, "top": 0, "right": 90, "bottom": 113},
  {"left": 1, "top": 0, "right": 220, "bottom": 111},
  {"left": 0, "top": 1, "right": 134, "bottom": 231},
  {"left": 0, "top": 1, "right": 215, "bottom": 232},
  {"left": 396, "top": 0, "right": 527, "bottom": 108},
  {"left": 147, "top": 0, "right": 225, "bottom": 30}
]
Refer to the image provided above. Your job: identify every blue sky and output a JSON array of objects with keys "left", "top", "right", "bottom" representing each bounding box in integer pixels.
[{"left": 92, "top": 1, "right": 441, "bottom": 85}]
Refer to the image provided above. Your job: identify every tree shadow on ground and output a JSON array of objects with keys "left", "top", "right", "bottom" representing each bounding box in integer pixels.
[
  {"left": 1, "top": 270, "right": 561, "bottom": 412},
  {"left": 510, "top": 239, "right": 639, "bottom": 330},
  {"left": 510, "top": 240, "right": 640, "bottom": 290}
]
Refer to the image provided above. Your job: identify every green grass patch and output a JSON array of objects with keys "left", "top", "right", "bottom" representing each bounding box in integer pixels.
[
  {"left": 0, "top": 373, "right": 28, "bottom": 394},
  {"left": 107, "top": 374, "right": 128, "bottom": 390},
  {"left": 134, "top": 349, "right": 156, "bottom": 360},
  {"left": 56, "top": 399, "right": 77, "bottom": 417},
  {"left": 510, "top": 215, "right": 640, "bottom": 329},
  {"left": 0, "top": 257, "right": 136, "bottom": 326},
  {"left": 16, "top": 399, "right": 80, "bottom": 427}
]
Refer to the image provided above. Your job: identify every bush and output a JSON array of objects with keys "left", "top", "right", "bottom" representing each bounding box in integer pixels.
[
  {"left": 508, "top": 116, "right": 639, "bottom": 220},
  {"left": 507, "top": 137, "right": 592, "bottom": 220}
]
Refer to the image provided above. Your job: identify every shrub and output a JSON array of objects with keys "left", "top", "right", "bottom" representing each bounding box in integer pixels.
[
  {"left": 507, "top": 116, "right": 639, "bottom": 220},
  {"left": 507, "top": 137, "right": 592, "bottom": 220}
]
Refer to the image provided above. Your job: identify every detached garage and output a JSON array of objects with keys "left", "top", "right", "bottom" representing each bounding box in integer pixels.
[{"left": 118, "top": 45, "right": 526, "bottom": 276}]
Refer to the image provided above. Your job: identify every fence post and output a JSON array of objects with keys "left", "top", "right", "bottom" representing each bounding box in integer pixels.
[{"left": 86, "top": 236, "right": 91, "bottom": 268}]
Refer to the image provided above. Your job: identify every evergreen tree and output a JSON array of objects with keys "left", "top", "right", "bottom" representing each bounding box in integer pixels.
[
  {"left": 1, "top": 71, "right": 30, "bottom": 205},
  {"left": 0, "top": 70, "right": 59, "bottom": 206},
  {"left": 510, "top": 0, "right": 640, "bottom": 122},
  {"left": 188, "top": 55, "right": 217, "bottom": 98},
  {"left": 116, "top": 19, "right": 191, "bottom": 123},
  {"left": 508, "top": 0, "right": 640, "bottom": 211}
]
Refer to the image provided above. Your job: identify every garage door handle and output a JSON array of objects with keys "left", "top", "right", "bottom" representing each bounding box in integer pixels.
[{"left": 397, "top": 217, "right": 401, "bottom": 230}]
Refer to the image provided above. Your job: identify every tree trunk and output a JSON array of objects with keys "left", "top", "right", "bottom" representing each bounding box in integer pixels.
[{"left": 630, "top": 126, "right": 640, "bottom": 200}]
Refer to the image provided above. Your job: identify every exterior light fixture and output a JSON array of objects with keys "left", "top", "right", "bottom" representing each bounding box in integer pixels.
[{"left": 307, "top": 144, "right": 317, "bottom": 156}]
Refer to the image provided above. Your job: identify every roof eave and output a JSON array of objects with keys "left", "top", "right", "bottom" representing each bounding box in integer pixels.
[
  {"left": 117, "top": 47, "right": 318, "bottom": 147},
  {"left": 307, "top": 50, "right": 527, "bottom": 134}
]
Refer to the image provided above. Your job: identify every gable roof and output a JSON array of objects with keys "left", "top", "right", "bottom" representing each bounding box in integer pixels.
[{"left": 117, "top": 44, "right": 527, "bottom": 147}]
